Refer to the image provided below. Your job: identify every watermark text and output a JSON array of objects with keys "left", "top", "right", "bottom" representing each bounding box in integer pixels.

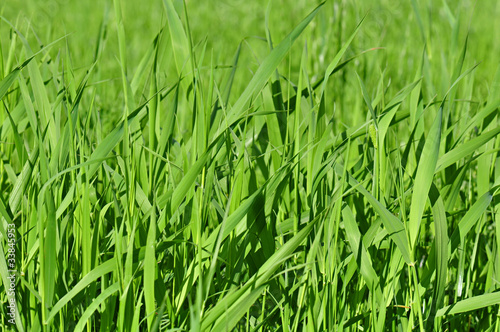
[{"left": 6, "top": 223, "right": 17, "bottom": 325}]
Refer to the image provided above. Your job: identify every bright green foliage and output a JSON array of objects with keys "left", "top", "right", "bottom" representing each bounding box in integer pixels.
[{"left": 1, "top": 0, "right": 500, "bottom": 331}]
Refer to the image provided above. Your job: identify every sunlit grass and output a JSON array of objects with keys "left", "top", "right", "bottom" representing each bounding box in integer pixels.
[{"left": 1, "top": 0, "right": 500, "bottom": 331}]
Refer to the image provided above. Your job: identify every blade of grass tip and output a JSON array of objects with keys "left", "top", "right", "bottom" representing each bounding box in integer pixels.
[
  {"left": 8, "top": 141, "right": 38, "bottom": 212},
  {"left": 163, "top": 0, "right": 193, "bottom": 86},
  {"left": 319, "top": 15, "right": 366, "bottom": 98},
  {"left": 131, "top": 29, "right": 161, "bottom": 94},
  {"left": 113, "top": 0, "right": 126, "bottom": 72},
  {"left": 408, "top": 105, "right": 442, "bottom": 250},
  {"left": 1, "top": 44, "right": 63, "bottom": 201},
  {"left": 265, "top": 2, "right": 287, "bottom": 142},
  {"left": 192, "top": 42, "right": 209, "bottom": 164},
  {"left": 213, "top": 2, "right": 325, "bottom": 139},
  {"left": 436, "top": 291, "right": 500, "bottom": 317},
  {"left": 3, "top": 103, "right": 27, "bottom": 165},
  {"left": 355, "top": 72, "right": 377, "bottom": 128},
  {"left": 381, "top": 78, "right": 422, "bottom": 128},
  {"left": 0, "top": 66, "right": 22, "bottom": 101},
  {"left": 449, "top": 190, "right": 494, "bottom": 253},
  {"left": 221, "top": 43, "right": 242, "bottom": 107},
  {"left": 0, "top": 20, "right": 67, "bottom": 101},
  {"left": 25, "top": 50, "right": 59, "bottom": 150},
  {"left": 0, "top": 198, "right": 13, "bottom": 236},
  {"left": 153, "top": 83, "right": 179, "bottom": 181},
  {"left": 208, "top": 44, "right": 242, "bottom": 140},
  {"left": 93, "top": 8, "right": 109, "bottom": 61},
  {"left": 18, "top": 71, "right": 39, "bottom": 138},
  {"left": 283, "top": 46, "right": 381, "bottom": 111},
  {"left": 131, "top": 291, "right": 144, "bottom": 332}
]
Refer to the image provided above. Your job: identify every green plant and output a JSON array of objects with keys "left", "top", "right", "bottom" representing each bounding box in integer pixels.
[{"left": 1, "top": 0, "right": 499, "bottom": 331}]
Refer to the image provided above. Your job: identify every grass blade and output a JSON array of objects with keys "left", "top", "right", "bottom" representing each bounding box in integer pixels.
[{"left": 409, "top": 106, "right": 442, "bottom": 249}]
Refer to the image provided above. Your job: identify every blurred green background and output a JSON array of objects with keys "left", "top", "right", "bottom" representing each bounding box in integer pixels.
[{"left": 2, "top": 0, "right": 498, "bottom": 133}]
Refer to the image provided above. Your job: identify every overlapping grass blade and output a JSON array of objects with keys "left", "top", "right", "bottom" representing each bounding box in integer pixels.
[
  {"left": 213, "top": 1, "right": 325, "bottom": 138},
  {"left": 45, "top": 259, "right": 117, "bottom": 324},
  {"left": 334, "top": 163, "right": 412, "bottom": 264},
  {"left": 408, "top": 106, "right": 442, "bottom": 248},
  {"left": 201, "top": 219, "right": 318, "bottom": 331},
  {"left": 437, "top": 291, "right": 500, "bottom": 317},
  {"left": 73, "top": 283, "right": 121, "bottom": 332},
  {"left": 436, "top": 126, "right": 500, "bottom": 172}
]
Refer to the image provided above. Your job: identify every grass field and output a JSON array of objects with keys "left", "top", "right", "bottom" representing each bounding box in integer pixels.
[{"left": 1, "top": 0, "right": 500, "bottom": 331}]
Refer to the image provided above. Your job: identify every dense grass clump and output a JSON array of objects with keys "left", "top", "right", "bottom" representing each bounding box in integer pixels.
[{"left": 1, "top": 0, "right": 500, "bottom": 331}]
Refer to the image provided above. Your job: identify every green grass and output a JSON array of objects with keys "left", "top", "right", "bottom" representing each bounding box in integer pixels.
[{"left": 1, "top": 0, "right": 500, "bottom": 331}]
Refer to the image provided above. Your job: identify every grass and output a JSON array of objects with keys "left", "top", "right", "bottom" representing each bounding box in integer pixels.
[{"left": 0, "top": 0, "right": 500, "bottom": 331}]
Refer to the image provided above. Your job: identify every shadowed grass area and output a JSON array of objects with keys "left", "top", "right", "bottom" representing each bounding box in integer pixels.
[{"left": 1, "top": 0, "right": 500, "bottom": 331}]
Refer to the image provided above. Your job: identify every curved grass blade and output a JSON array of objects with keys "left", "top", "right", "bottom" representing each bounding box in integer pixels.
[
  {"left": 73, "top": 283, "right": 121, "bottom": 332},
  {"left": 436, "top": 126, "right": 500, "bottom": 172},
  {"left": 163, "top": 0, "right": 193, "bottom": 81},
  {"left": 449, "top": 191, "right": 493, "bottom": 253},
  {"left": 409, "top": 106, "right": 442, "bottom": 248},
  {"left": 436, "top": 291, "right": 500, "bottom": 317},
  {"left": 334, "top": 163, "right": 412, "bottom": 265},
  {"left": 356, "top": 72, "right": 377, "bottom": 128},
  {"left": 342, "top": 205, "right": 380, "bottom": 293},
  {"left": 169, "top": 136, "right": 223, "bottom": 214},
  {"left": 213, "top": 1, "right": 325, "bottom": 139},
  {"left": 201, "top": 219, "right": 318, "bottom": 331},
  {"left": 45, "top": 259, "right": 117, "bottom": 324},
  {"left": 85, "top": 90, "right": 165, "bottom": 178}
]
